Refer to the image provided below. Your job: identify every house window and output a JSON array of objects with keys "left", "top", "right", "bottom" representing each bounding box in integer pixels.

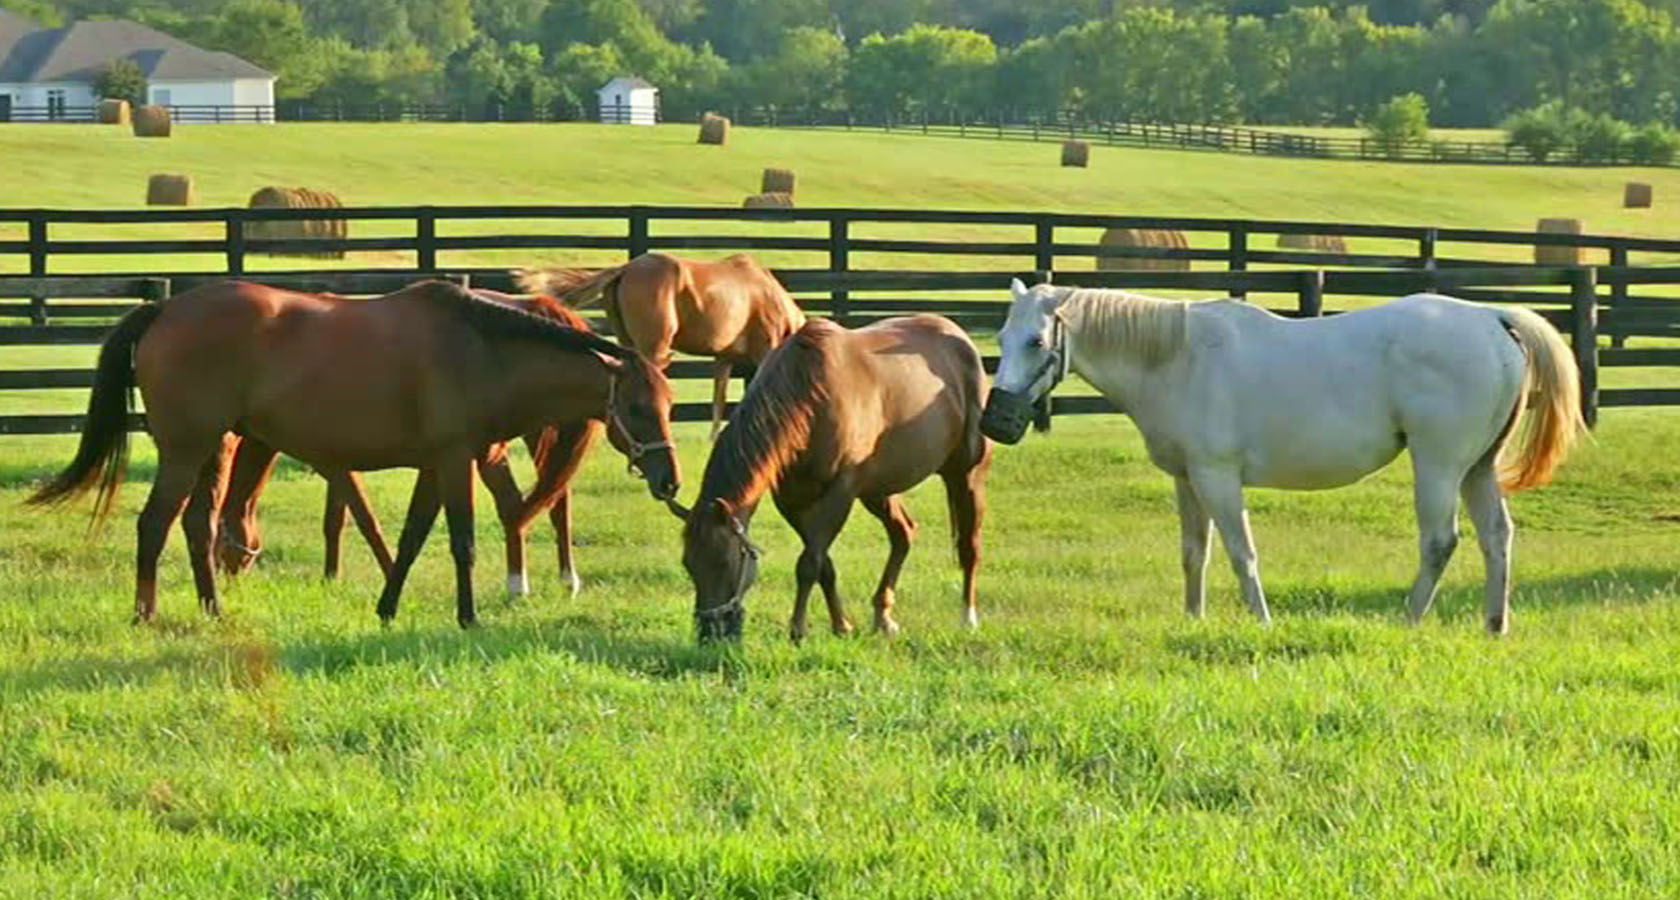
[
  {"left": 153, "top": 88, "right": 172, "bottom": 107},
  {"left": 47, "top": 89, "right": 65, "bottom": 120}
]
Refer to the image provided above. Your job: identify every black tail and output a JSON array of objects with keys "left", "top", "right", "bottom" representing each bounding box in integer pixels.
[{"left": 28, "top": 303, "right": 161, "bottom": 523}]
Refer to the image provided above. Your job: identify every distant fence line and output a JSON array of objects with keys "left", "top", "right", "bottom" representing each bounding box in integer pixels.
[
  {"left": 3, "top": 203, "right": 1680, "bottom": 436},
  {"left": 0, "top": 100, "right": 1651, "bottom": 168}
]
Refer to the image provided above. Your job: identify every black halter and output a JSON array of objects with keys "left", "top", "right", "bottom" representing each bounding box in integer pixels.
[
  {"left": 605, "top": 375, "right": 673, "bottom": 478},
  {"left": 694, "top": 517, "right": 761, "bottom": 626}
]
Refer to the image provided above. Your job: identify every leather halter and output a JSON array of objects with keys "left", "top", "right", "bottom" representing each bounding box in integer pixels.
[
  {"left": 605, "top": 374, "right": 673, "bottom": 479},
  {"left": 694, "top": 517, "right": 761, "bottom": 627}
]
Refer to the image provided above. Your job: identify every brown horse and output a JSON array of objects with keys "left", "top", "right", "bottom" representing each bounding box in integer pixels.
[
  {"left": 517, "top": 252, "right": 806, "bottom": 439},
  {"left": 214, "top": 291, "right": 603, "bottom": 598},
  {"left": 30, "top": 279, "right": 678, "bottom": 628},
  {"left": 670, "top": 315, "right": 991, "bottom": 642}
]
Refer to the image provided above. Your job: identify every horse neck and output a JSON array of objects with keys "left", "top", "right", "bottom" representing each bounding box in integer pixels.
[
  {"left": 697, "top": 389, "right": 814, "bottom": 512},
  {"left": 503, "top": 340, "right": 612, "bottom": 423},
  {"left": 1061, "top": 299, "right": 1166, "bottom": 413}
]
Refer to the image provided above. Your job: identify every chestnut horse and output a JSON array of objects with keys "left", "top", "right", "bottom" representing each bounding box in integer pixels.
[
  {"left": 517, "top": 252, "right": 806, "bottom": 439},
  {"left": 30, "top": 279, "right": 678, "bottom": 628},
  {"left": 214, "top": 291, "right": 602, "bottom": 598},
  {"left": 670, "top": 315, "right": 991, "bottom": 642}
]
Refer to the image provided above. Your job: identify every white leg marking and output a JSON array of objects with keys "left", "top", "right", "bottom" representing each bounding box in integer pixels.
[
  {"left": 507, "top": 572, "right": 529, "bottom": 598},
  {"left": 961, "top": 606, "right": 980, "bottom": 630}
]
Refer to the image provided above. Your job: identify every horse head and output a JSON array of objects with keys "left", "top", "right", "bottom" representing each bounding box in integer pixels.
[
  {"left": 601, "top": 354, "right": 682, "bottom": 502},
  {"left": 982, "top": 278, "right": 1068, "bottom": 444},
  {"left": 670, "top": 496, "right": 757, "bottom": 642}
]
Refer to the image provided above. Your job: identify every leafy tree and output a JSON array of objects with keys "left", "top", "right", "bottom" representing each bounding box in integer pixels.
[
  {"left": 733, "top": 26, "right": 847, "bottom": 113},
  {"left": 846, "top": 24, "right": 996, "bottom": 118},
  {"left": 1502, "top": 101, "right": 1583, "bottom": 161},
  {"left": 93, "top": 58, "right": 147, "bottom": 107},
  {"left": 1365, "top": 92, "right": 1430, "bottom": 155}
]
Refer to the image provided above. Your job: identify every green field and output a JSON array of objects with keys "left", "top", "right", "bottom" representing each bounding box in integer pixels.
[{"left": 3, "top": 124, "right": 1680, "bottom": 897}]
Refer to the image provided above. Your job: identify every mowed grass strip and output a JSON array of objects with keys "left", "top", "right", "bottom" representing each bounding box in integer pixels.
[{"left": 1, "top": 407, "right": 1678, "bottom": 896}]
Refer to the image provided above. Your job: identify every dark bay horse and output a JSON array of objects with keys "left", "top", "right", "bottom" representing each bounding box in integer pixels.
[
  {"left": 669, "top": 315, "right": 991, "bottom": 642},
  {"left": 214, "top": 292, "right": 603, "bottom": 598},
  {"left": 30, "top": 279, "right": 678, "bottom": 628},
  {"left": 517, "top": 252, "right": 806, "bottom": 439}
]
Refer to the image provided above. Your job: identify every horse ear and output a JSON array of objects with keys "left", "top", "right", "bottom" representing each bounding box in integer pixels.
[
  {"left": 710, "top": 497, "right": 734, "bottom": 519},
  {"left": 1009, "top": 278, "right": 1027, "bottom": 299}
]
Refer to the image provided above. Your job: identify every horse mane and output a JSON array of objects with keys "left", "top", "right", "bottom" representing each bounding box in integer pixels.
[
  {"left": 420, "top": 281, "right": 627, "bottom": 360},
  {"left": 520, "top": 292, "right": 592, "bottom": 332},
  {"left": 1057, "top": 288, "right": 1189, "bottom": 367},
  {"left": 696, "top": 320, "right": 836, "bottom": 509}
]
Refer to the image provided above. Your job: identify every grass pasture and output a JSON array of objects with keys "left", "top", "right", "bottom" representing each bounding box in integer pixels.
[{"left": 2, "top": 123, "right": 1680, "bottom": 896}]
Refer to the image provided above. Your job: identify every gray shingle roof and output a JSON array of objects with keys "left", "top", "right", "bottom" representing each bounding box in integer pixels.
[{"left": 0, "top": 17, "right": 272, "bottom": 85}]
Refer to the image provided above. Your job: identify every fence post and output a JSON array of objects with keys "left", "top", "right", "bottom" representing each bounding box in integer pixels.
[
  {"left": 1419, "top": 228, "right": 1438, "bottom": 271},
  {"left": 1609, "top": 244, "right": 1628, "bottom": 349},
  {"left": 1571, "top": 267, "right": 1600, "bottom": 428},
  {"left": 225, "top": 211, "right": 245, "bottom": 276},
  {"left": 829, "top": 215, "right": 850, "bottom": 321},
  {"left": 627, "top": 208, "right": 650, "bottom": 260},
  {"left": 1297, "top": 269, "right": 1324, "bottom": 317},
  {"left": 1228, "top": 222, "right": 1248, "bottom": 301},
  {"left": 416, "top": 209, "right": 437, "bottom": 273},
  {"left": 1034, "top": 219, "right": 1055, "bottom": 273}
]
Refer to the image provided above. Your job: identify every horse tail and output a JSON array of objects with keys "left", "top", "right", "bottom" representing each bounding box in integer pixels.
[
  {"left": 513, "top": 265, "right": 623, "bottom": 310},
  {"left": 1497, "top": 305, "right": 1587, "bottom": 492},
  {"left": 29, "top": 303, "right": 162, "bottom": 521}
]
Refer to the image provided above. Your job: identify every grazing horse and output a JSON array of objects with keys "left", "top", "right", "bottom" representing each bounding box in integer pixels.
[
  {"left": 669, "top": 316, "right": 991, "bottom": 642},
  {"left": 982, "top": 280, "right": 1585, "bottom": 635},
  {"left": 517, "top": 252, "right": 806, "bottom": 439},
  {"left": 214, "top": 291, "right": 603, "bottom": 598},
  {"left": 30, "top": 279, "right": 679, "bottom": 628}
]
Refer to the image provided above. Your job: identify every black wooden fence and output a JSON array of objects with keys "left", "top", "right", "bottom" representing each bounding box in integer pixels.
[{"left": 4, "top": 204, "right": 1680, "bottom": 436}]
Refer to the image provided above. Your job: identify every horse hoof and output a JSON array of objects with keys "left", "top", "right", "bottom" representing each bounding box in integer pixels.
[
  {"left": 832, "top": 619, "right": 855, "bottom": 638},
  {"left": 458, "top": 616, "right": 478, "bottom": 630},
  {"left": 961, "top": 608, "right": 980, "bottom": 630},
  {"left": 506, "top": 573, "right": 529, "bottom": 599},
  {"left": 1486, "top": 615, "right": 1508, "bottom": 637},
  {"left": 562, "top": 569, "right": 582, "bottom": 599},
  {"left": 875, "top": 618, "right": 901, "bottom": 638}
]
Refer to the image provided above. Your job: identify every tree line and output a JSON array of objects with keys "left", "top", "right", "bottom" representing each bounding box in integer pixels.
[{"left": 12, "top": 0, "right": 1680, "bottom": 128}]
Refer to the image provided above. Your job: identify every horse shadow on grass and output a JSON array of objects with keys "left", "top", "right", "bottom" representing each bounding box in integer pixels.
[
  {"left": 1259, "top": 564, "right": 1679, "bottom": 623},
  {"left": 0, "top": 612, "right": 730, "bottom": 698}
]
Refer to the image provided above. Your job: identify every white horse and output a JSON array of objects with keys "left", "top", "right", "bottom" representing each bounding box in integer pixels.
[{"left": 981, "top": 281, "right": 1586, "bottom": 634}]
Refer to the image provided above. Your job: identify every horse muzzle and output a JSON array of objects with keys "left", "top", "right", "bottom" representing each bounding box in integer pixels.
[{"left": 981, "top": 387, "right": 1035, "bottom": 445}]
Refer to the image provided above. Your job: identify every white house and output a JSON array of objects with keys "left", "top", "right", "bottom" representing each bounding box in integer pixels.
[
  {"left": 0, "top": 13, "right": 274, "bottom": 122},
  {"left": 597, "top": 76, "right": 658, "bottom": 126}
]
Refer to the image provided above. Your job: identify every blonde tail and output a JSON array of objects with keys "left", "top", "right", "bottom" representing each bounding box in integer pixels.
[
  {"left": 1497, "top": 306, "right": 1587, "bottom": 492},
  {"left": 512, "top": 265, "right": 623, "bottom": 309}
]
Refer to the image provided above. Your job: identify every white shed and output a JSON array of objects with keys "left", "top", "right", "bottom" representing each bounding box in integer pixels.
[{"left": 597, "top": 76, "right": 658, "bottom": 125}]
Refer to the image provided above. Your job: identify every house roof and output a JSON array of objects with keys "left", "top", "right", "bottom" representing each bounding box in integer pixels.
[
  {"left": 0, "top": 9, "right": 42, "bottom": 72},
  {"left": 600, "top": 76, "right": 656, "bottom": 93},
  {"left": 0, "top": 17, "right": 272, "bottom": 84}
]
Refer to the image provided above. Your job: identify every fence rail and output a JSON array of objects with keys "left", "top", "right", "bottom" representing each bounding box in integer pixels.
[
  {"left": 0, "top": 104, "right": 276, "bottom": 123},
  {"left": 4, "top": 204, "right": 1680, "bottom": 437}
]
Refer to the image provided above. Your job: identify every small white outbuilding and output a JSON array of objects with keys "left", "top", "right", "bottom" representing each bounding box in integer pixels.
[{"left": 597, "top": 76, "right": 658, "bottom": 125}]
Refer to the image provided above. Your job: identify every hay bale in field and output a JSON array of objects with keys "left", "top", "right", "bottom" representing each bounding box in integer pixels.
[
  {"left": 743, "top": 192, "right": 794, "bottom": 209},
  {"left": 1061, "top": 140, "right": 1089, "bottom": 168},
  {"left": 1276, "top": 233, "right": 1348, "bottom": 253},
  {"left": 247, "top": 186, "right": 347, "bottom": 259},
  {"left": 1535, "top": 218, "right": 1584, "bottom": 266},
  {"left": 146, "top": 174, "right": 194, "bottom": 206},
  {"left": 761, "top": 167, "right": 795, "bottom": 195},
  {"left": 1096, "top": 228, "right": 1191, "bottom": 271},
  {"left": 98, "top": 99, "right": 130, "bottom": 125},
  {"left": 698, "top": 113, "right": 730, "bottom": 145},
  {"left": 132, "top": 105, "right": 171, "bottom": 137},
  {"left": 1625, "top": 182, "right": 1654, "bottom": 209}
]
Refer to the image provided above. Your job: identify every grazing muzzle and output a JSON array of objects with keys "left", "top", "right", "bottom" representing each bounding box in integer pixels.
[{"left": 980, "top": 317, "right": 1068, "bottom": 445}]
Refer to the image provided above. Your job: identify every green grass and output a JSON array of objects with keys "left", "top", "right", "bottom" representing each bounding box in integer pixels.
[{"left": 4, "top": 123, "right": 1680, "bottom": 895}]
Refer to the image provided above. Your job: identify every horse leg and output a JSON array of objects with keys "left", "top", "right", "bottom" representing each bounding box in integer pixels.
[
  {"left": 1188, "top": 467, "right": 1270, "bottom": 623},
  {"left": 549, "top": 488, "right": 580, "bottom": 598},
  {"left": 942, "top": 461, "right": 987, "bottom": 630},
  {"left": 1174, "top": 476, "right": 1212, "bottom": 618},
  {"left": 182, "top": 437, "right": 234, "bottom": 616},
  {"left": 1405, "top": 458, "right": 1464, "bottom": 625},
  {"left": 478, "top": 450, "right": 530, "bottom": 598},
  {"left": 339, "top": 472, "right": 394, "bottom": 579},
  {"left": 217, "top": 437, "right": 278, "bottom": 576},
  {"left": 1461, "top": 457, "right": 1513, "bottom": 636},
  {"left": 861, "top": 495, "right": 916, "bottom": 636},
  {"left": 438, "top": 454, "right": 479, "bottom": 629},
  {"left": 321, "top": 474, "right": 351, "bottom": 580},
  {"left": 709, "top": 360, "right": 731, "bottom": 441},
  {"left": 376, "top": 469, "right": 440, "bottom": 625},
  {"left": 135, "top": 445, "right": 217, "bottom": 623}
]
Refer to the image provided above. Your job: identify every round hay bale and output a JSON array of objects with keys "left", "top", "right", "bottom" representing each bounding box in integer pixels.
[
  {"left": 743, "top": 192, "right": 794, "bottom": 209},
  {"left": 1625, "top": 182, "right": 1653, "bottom": 209},
  {"left": 98, "top": 99, "right": 131, "bottom": 125},
  {"left": 1275, "top": 233, "right": 1348, "bottom": 253},
  {"left": 247, "top": 186, "right": 347, "bottom": 259},
  {"left": 132, "top": 105, "right": 172, "bottom": 138},
  {"left": 698, "top": 113, "right": 730, "bottom": 146},
  {"left": 1535, "top": 218, "right": 1583, "bottom": 266},
  {"left": 761, "top": 167, "right": 796, "bottom": 195},
  {"left": 146, "top": 174, "right": 194, "bottom": 206},
  {"left": 1096, "top": 228, "right": 1191, "bottom": 272},
  {"left": 1061, "top": 140, "right": 1090, "bottom": 168}
]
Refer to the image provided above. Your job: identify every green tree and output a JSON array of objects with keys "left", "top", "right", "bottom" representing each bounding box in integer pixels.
[
  {"left": 1365, "top": 92, "right": 1430, "bottom": 156},
  {"left": 846, "top": 25, "right": 997, "bottom": 117},
  {"left": 733, "top": 26, "right": 847, "bottom": 113},
  {"left": 93, "top": 58, "right": 147, "bottom": 107}
]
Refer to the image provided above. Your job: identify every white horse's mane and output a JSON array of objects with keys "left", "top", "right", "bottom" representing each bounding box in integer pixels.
[{"left": 1055, "top": 287, "right": 1189, "bottom": 367}]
